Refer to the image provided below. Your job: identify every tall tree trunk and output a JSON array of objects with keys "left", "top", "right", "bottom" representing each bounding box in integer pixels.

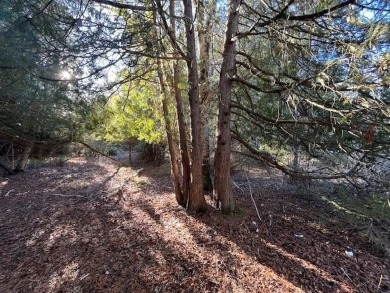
[
  {"left": 15, "top": 142, "right": 33, "bottom": 171},
  {"left": 169, "top": 0, "right": 191, "bottom": 207},
  {"left": 172, "top": 61, "right": 191, "bottom": 207},
  {"left": 201, "top": 113, "right": 213, "bottom": 192},
  {"left": 213, "top": 0, "right": 240, "bottom": 213},
  {"left": 157, "top": 56, "right": 185, "bottom": 206},
  {"left": 153, "top": 7, "right": 185, "bottom": 206},
  {"left": 183, "top": 0, "right": 207, "bottom": 212},
  {"left": 197, "top": 0, "right": 215, "bottom": 193}
]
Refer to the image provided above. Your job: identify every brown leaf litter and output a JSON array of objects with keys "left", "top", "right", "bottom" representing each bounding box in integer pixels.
[{"left": 0, "top": 158, "right": 389, "bottom": 292}]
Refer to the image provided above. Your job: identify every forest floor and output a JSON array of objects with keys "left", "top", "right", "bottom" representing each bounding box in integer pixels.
[{"left": 0, "top": 157, "right": 389, "bottom": 293}]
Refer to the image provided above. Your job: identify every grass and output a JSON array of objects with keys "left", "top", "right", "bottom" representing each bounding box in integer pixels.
[
  {"left": 322, "top": 190, "right": 390, "bottom": 221},
  {"left": 318, "top": 187, "right": 390, "bottom": 258}
]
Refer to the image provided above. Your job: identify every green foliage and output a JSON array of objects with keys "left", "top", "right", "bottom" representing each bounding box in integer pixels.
[
  {"left": 1, "top": 0, "right": 389, "bottom": 188},
  {"left": 323, "top": 190, "right": 390, "bottom": 221},
  {"left": 321, "top": 191, "right": 390, "bottom": 257},
  {"left": 232, "top": 0, "right": 390, "bottom": 181},
  {"left": 0, "top": 0, "right": 86, "bottom": 142},
  {"left": 91, "top": 76, "right": 166, "bottom": 144}
]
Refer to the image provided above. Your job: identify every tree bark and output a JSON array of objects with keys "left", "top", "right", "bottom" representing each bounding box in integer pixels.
[
  {"left": 183, "top": 0, "right": 207, "bottom": 212},
  {"left": 14, "top": 142, "right": 33, "bottom": 171},
  {"left": 201, "top": 113, "right": 213, "bottom": 192},
  {"left": 213, "top": 0, "right": 240, "bottom": 213},
  {"left": 172, "top": 62, "right": 191, "bottom": 207},
  {"left": 169, "top": 0, "right": 191, "bottom": 207},
  {"left": 157, "top": 55, "right": 185, "bottom": 206},
  {"left": 197, "top": 0, "right": 215, "bottom": 193}
]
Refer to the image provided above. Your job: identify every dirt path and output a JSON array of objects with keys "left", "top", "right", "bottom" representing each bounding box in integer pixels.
[{"left": 0, "top": 158, "right": 389, "bottom": 292}]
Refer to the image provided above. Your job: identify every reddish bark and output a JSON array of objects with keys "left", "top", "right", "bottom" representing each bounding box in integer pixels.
[
  {"left": 213, "top": 0, "right": 240, "bottom": 213},
  {"left": 183, "top": 0, "right": 207, "bottom": 212},
  {"left": 157, "top": 57, "right": 184, "bottom": 206}
]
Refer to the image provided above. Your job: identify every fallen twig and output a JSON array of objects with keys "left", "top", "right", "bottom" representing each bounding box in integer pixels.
[
  {"left": 341, "top": 267, "right": 356, "bottom": 286},
  {"left": 79, "top": 273, "right": 90, "bottom": 280},
  {"left": 4, "top": 189, "right": 14, "bottom": 197},
  {"left": 377, "top": 274, "right": 383, "bottom": 292},
  {"left": 232, "top": 181, "right": 245, "bottom": 193},
  {"left": 246, "top": 172, "right": 262, "bottom": 221},
  {"left": 53, "top": 193, "right": 88, "bottom": 199},
  {"left": 133, "top": 168, "right": 144, "bottom": 177}
]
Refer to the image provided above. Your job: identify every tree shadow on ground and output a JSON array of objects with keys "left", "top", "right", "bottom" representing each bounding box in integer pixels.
[
  {"left": 0, "top": 159, "right": 388, "bottom": 292},
  {"left": 0, "top": 159, "right": 221, "bottom": 292}
]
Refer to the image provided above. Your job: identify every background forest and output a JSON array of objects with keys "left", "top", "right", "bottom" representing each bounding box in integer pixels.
[
  {"left": 1, "top": 0, "right": 389, "bottom": 210},
  {"left": 1, "top": 0, "right": 390, "bottom": 292}
]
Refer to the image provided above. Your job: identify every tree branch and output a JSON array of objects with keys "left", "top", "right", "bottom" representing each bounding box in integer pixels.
[
  {"left": 232, "top": 131, "right": 360, "bottom": 180},
  {"left": 91, "top": 0, "right": 156, "bottom": 11},
  {"left": 286, "top": 0, "right": 356, "bottom": 21},
  {"left": 154, "top": 0, "right": 187, "bottom": 60},
  {"left": 76, "top": 142, "right": 124, "bottom": 165},
  {"left": 238, "top": 0, "right": 356, "bottom": 39}
]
